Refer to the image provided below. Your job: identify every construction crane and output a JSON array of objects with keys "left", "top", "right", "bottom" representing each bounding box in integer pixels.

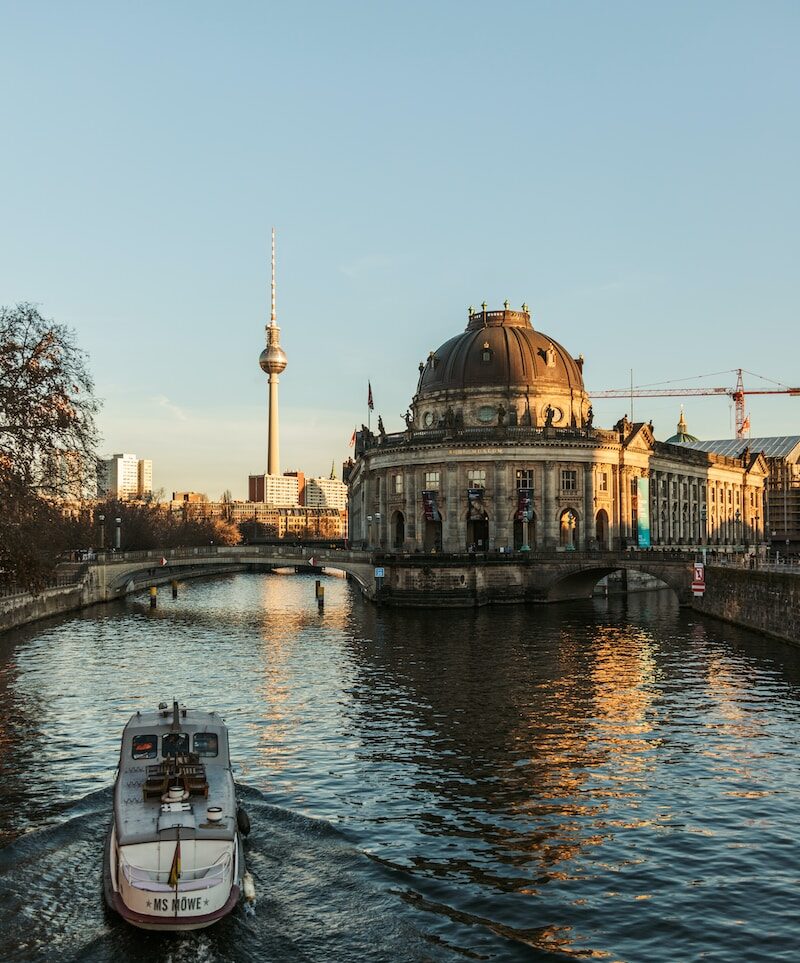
[{"left": 590, "top": 369, "right": 800, "bottom": 439}]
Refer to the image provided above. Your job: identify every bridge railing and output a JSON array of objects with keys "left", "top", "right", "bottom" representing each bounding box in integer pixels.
[{"left": 87, "top": 545, "right": 374, "bottom": 566}]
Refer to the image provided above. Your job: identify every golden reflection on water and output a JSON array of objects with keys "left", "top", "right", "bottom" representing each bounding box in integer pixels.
[{"left": 251, "top": 574, "right": 350, "bottom": 779}]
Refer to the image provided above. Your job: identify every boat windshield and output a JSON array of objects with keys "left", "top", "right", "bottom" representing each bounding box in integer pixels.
[
  {"left": 132, "top": 734, "right": 158, "bottom": 759},
  {"left": 162, "top": 732, "right": 190, "bottom": 756},
  {"left": 193, "top": 732, "right": 218, "bottom": 757}
]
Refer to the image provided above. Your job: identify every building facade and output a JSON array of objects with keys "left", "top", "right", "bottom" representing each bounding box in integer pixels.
[
  {"left": 348, "top": 304, "right": 768, "bottom": 553},
  {"left": 97, "top": 453, "right": 153, "bottom": 500},
  {"left": 168, "top": 496, "right": 347, "bottom": 541},
  {"left": 680, "top": 435, "right": 800, "bottom": 553}
]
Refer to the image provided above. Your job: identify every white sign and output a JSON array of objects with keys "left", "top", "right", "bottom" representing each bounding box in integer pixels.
[
  {"left": 374, "top": 567, "right": 385, "bottom": 579},
  {"left": 692, "top": 562, "right": 705, "bottom": 597}
]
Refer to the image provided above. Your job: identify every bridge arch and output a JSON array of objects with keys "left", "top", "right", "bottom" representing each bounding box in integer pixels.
[{"left": 544, "top": 560, "right": 688, "bottom": 604}]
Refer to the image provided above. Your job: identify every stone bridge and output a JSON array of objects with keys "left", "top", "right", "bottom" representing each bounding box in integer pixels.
[
  {"left": 370, "top": 549, "right": 697, "bottom": 606},
  {"left": 85, "top": 545, "right": 697, "bottom": 607},
  {"left": 89, "top": 545, "right": 378, "bottom": 599}
]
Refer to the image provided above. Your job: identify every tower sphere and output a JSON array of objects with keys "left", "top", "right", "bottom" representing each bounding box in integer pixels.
[{"left": 259, "top": 343, "right": 288, "bottom": 374}]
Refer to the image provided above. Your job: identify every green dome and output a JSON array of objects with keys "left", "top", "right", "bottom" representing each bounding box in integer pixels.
[{"left": 665, "top": 410, "right": 699, "bottom": 444}]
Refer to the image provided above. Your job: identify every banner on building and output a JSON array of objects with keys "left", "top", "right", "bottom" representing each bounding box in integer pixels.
[
  {"left": 467, "top": 488, "right": 486, "bottom": 520},
  {"left": 515, "top": 488, "right": 534, "bottom": 522},
  {"left": 421, "top": 490, "right": 441, "bottom": 521},
  {"left": 637, "top": 476, "right": 651, "bottom": 547}
]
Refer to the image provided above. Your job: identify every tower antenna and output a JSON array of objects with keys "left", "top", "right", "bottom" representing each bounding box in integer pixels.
[{"left": 270, "top": 226, "right": 276, "bottom": 327}]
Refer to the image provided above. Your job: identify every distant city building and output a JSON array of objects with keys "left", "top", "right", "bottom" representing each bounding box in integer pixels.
[
  {"left": 172, "top": 491, "right": 208, "bottom": 503},
  {"left": 97, "top": 453, "right": 153, "bottom": 500},
  {"left": 304, "top": 469, "right": 348, "bottom": 510},
  {"left": 248, "top": 473, "right": 299, "bottom": 507},
  {"left": 168, "top": 496, "right": 347, "bottom": 541},
  {"left": 138, "top": 459, "right": 153, "bottom": 498}
]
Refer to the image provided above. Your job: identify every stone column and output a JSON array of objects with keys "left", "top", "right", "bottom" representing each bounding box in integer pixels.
[
  {"left": 403, "top": 469, "right": 413, "bottom": 548},
  {"left": 378, "top": 471, "right": 387, "bottom": 550},
  {"left": 619, "top": 467, "right": 630, "bottom": 545},
  {"left": 543, "top": 461, "right": 557, "bottom": 548},
  {"left": 446, "top": 467, "right": 459, "bottom": 551},
  {"left": 611, "top": 464, "right": 621, "bottom": 548},
  {"left": 409, "top": 470, "right": 420, "bottom": 549},
  {"left": 583, "top": 463, "right": 595, "bottom": 549},
  {"left": 495, "top": 463, "right": 510, "bottom": 549}
]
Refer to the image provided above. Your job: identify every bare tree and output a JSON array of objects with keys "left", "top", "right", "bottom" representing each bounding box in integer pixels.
[
  {"left": 0, "top": 304, "right": 100, "bottom": 585},
  {"left": 0, "top": 303, "right": 99, "bottom": 493}
]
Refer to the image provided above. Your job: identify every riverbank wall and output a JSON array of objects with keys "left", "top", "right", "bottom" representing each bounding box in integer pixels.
[
  {"left": 691, "top": 566, "right": 800, "bottom": 645},
  {"left": 0, "top": 564, "right": 247, "bottom": 634}
]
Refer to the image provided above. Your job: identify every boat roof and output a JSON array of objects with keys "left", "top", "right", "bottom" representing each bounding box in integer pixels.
[
  {"left": 123, "top": 707, "right": 226, "bottom": 731},
  {"left": 115, "top": 706, "right": 237, "bottom": 847}
]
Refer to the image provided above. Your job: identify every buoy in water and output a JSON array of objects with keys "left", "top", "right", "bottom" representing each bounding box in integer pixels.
[
  {"left": 243, "top": 871, "right": 256, "bottom": 903},
  {"left": 237, "top": 805, "right": 251, "bottom": 836}
]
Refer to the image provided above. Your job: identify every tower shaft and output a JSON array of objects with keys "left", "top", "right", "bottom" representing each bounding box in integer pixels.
[{"left": 268, "top": 374, "right": 280, "bottom": 475}]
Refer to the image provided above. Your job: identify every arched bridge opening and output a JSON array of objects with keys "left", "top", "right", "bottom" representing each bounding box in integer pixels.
[{"left": 545, "top": 562, "right": 687, "bottom": 604}]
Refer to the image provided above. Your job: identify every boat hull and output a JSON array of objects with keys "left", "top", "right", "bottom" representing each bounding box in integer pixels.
[{"left": 104, "top": 821, "right": 243, "bottom": 932}]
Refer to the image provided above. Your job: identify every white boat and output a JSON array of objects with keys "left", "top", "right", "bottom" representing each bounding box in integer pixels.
[{"left": 104, "top": 701, "right": 252, "bottom": 931}]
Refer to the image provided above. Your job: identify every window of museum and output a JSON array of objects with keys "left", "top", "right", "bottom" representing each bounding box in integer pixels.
[
  {"left": 424, "top": 471, "right": 440, "bottom": 491},
  {"left": 468, "top": 469, "right": 486, "bottom": 489},
  {"left": 631, "top": 477, "right": 637, "bottom": 496},
  {"left": 393, "top": 474, "right": 403, "bottom": 495},
  {"left": 598, "top": 471, "right": 608, "bottom": 492},
  {"left": 481, "top": 342, "right": 493, "bottom": 363},
  {"left": 561, "top": 469, "right": 577, "bottom": 492},
  {"left": 516, "top": 469, "right": 534, "bottom": 489}
]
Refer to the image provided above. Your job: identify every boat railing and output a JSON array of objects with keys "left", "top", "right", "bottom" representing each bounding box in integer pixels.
[{"left": 121, "top": 849, "right": 232, "bottom": 891}]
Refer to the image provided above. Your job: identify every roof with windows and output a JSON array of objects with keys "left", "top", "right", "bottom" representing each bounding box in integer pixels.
[{"left": 681, "top": 436, "right": 800, "bottom": 460}]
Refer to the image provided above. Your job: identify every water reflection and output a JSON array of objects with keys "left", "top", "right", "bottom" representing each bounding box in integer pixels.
[{"left": 1, "top": 577, "right": 800, "bottom": 962}]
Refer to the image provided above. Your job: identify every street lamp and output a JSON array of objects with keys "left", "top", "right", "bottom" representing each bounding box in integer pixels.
[
  {"left": 115, "top": 516, "right": 122, "bottom": 551},
  {"left": 98, "top": 513, "right": 105, "bottom": 550},
  {"left": 700, "top": 505, "right": 707, "bottom": 546},
  {"left": 735, "top": 509, "right": 741, "bottom": 549},
  {"left": 366, "top": 514, "right": 373, "bottom": 549}
]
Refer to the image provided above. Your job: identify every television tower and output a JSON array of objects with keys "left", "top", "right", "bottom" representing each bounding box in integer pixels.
[{"left": 258, "top": 228, "right": 288, "bottom": 475}]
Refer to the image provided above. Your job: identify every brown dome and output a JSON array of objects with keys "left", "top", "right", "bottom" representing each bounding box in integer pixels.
[{"left": 418, "top": 307, "right": 585, "bottom": 396}]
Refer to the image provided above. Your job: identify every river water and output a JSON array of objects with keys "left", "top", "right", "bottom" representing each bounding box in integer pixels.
[{"left": 1, "top": 572, "right": 799, "bottom": 962}]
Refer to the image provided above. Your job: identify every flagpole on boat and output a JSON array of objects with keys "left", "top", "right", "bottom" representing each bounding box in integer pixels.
[{"left": 170, "top": 826, "right": 181, "bottom": 918}]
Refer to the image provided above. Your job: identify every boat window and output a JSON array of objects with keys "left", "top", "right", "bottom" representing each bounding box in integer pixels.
[
  {"left": 132, "top": 734, "right": 158, "bottom": 759},
  {"left": 193, "top": 732, "right": 219, "bottom": 757},
  {"left": 162, "top": 732, "right": 190, "bottom": 757}
]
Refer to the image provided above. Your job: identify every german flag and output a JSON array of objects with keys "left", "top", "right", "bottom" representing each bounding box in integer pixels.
[{"left": 168, "top": 833, "right": 181, "bottom": 888}]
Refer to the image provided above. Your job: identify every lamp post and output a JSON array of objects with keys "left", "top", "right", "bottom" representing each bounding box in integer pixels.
[
  {"left": 115, "top": 516, "right": 122, "bottom": 551},
  {"left": 735, "top": 508, "right": 741, "bottom": 550},
  {"left": 98, "top": 513, "right": 105, "bottom": 551},
  {"left": 366, "top": 514, "right": 373, "bottom": 549},
  {"left": 374, "top": 512, "right": 381, "bottom": 550}
]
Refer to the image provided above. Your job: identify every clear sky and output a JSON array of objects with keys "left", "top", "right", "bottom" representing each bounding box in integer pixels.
[{"left": 2, "top": 1, "right": 798, "bottom": 499}]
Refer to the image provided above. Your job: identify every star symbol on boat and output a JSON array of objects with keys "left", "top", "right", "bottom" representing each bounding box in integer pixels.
[
  {"left": 146, "top": 899, "right": 151, "bottom": 908},
  {"left": 204, "top": 899, "right": 209, "bottom": 906}
]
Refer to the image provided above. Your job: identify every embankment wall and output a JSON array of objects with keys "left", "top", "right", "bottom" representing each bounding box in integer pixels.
[{"left": 692, "top": 567, "right": 800, "bottom": 645}]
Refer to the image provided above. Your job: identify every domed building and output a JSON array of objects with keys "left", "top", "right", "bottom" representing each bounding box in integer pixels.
[
  {"left": 665, "top": 408, "right": 700, "bottom": 445},
  {"left": 347, "top": 303, "right": 768, "bottom": 555}
]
